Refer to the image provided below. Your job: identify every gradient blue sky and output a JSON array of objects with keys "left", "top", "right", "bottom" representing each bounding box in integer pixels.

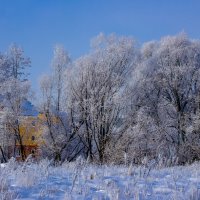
[{"left": 0, "top": 0, "right": 200, "bottom": 93}]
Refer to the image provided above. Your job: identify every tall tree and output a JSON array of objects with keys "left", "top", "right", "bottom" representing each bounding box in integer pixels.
[
  {"left": 40, "top": 45, "right": 79, "bottom": 163},
  {"left": 0, "top": 44, "right": 32, "bottom": 161},
  {"left": 67, "top": 34, "right": 136, "bottom": 163}
]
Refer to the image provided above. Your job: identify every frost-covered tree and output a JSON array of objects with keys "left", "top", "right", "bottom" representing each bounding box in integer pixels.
[
  {"left": 52, "top": 45, "right": 70, "bottom": 112},
  {"left": 39, "top": 45, "right": 79, "bottom": 163},
  {"left": 128, "top": 33, "right": 200, "bottom": 165},
  {"left": 0, "top": 44, "right": 32, "bottom": 162},
  {"left": 67, "top": 34, "right": 137, "bottom": 163}
]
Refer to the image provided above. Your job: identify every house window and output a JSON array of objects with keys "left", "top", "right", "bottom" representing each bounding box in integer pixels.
[
  {"left": 31, "top": 136, "right": 35, "bottom": 141},
  {"left": 31, "top": 149, "right": 35, "bottom": 154},
  {"left": 31, "top": 149, "right": 36, "bottom": 158},
  {"left": 16, "top": 148, "right": 21, "bottom": 157}
]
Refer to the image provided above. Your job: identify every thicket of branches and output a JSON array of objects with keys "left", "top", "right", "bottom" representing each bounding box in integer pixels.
[{"left": 1, "top": 33, "right": 200, "bottom": 166}]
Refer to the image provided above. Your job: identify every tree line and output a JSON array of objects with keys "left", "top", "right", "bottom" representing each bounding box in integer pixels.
[{"left": 1, "top": 33, "right": 200, "bottom": 166}]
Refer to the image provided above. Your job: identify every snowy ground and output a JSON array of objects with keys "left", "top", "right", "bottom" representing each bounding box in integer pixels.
[{"left": 0, "top": 159, "right": 200, "bottom": 200}]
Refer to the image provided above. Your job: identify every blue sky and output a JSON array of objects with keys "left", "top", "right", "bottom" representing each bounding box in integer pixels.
[{"left": 0, "top": 0, "right": 200, "bottom": 93}]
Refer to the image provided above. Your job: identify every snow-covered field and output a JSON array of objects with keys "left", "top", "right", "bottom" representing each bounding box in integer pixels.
[{"left": 1, "top": 159, "right": 200, "bottom": 200}]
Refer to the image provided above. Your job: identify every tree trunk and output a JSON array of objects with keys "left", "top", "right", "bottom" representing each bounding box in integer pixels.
[{"left": 0, "top": 146, "right": 7, "bottom": 163}]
